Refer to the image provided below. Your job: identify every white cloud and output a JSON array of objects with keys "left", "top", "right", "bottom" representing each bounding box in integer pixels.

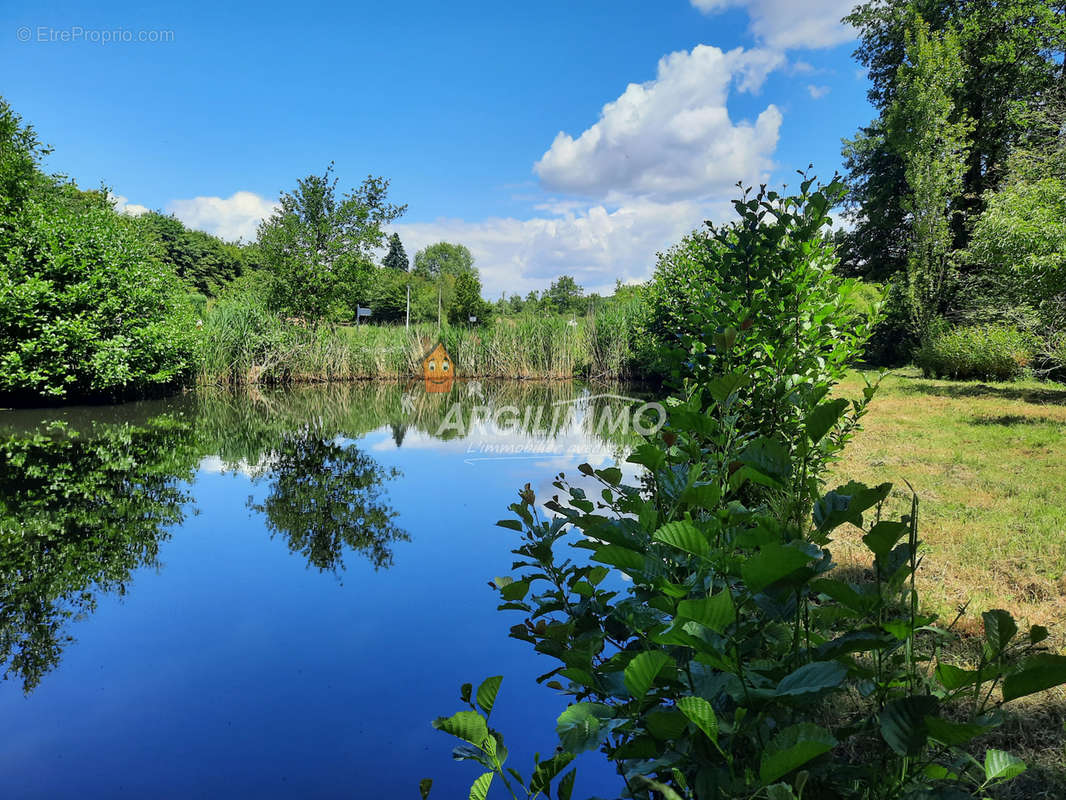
[
  {"left": 690, "top": 0, "right": 856, "bottom": 50},
  {"left": 167, "top": 191, "right": 278, "bottom": 242},
  {"left": 807, "top": 84, "right": 830, "bottom": 99},
  {"left": 109, "top": 193, "right": 149, "bottom": 216},
  {"left": 395, "top": 196, "right": 731, "bottom": 299},
  {"left": 533, "top": 44, "right": 783, "bottom": 203}
]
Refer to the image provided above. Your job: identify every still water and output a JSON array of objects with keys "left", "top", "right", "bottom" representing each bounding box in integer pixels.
[{"left": 0, "top": 381, "right": 650, "bottom": 798}]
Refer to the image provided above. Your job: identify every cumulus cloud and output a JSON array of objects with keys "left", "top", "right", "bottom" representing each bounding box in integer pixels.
[
  {"left": 109, "top": 193, "right": 149, "bottom": 216},
  {"left": 168, "top": 191, "right": 278, "bottom": 242},
  {"left": 807, "top": 84, "right": 830, "bottom": 99},
  {"left": 394, "top": 196, "right": 732, "bottom": 299},
  {"left": 690, "top": 0, "right": 856, "bottom": 50},
  {"left": 533, "top": 44, "right": 783, "bottom": 203}
]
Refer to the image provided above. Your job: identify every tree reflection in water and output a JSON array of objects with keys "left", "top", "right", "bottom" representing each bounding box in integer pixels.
[
  {"left": 0, "top": 417, "right": 197, "bottom": 692},
  {"left": 249, "top": 426, "right": 408, "bottom": 573}
]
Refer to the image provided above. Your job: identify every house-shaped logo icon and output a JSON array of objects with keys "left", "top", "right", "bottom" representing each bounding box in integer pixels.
[{"left": 422, "top": 342, "right": 454, "bottom": 392}]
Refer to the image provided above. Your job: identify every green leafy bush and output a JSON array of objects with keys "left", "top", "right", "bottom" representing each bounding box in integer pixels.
[
  {"left": 915, "top": 324, "right": 1038, "bottom": 381},
  {"left": 431, "top": 375, "right": 1066, "bottom": 799},
  {"left": 0, "top": 195, "right": 196, "bottom": 401},
  {"left": 641, "top": 177, "right": 880, "bottom": 484}
]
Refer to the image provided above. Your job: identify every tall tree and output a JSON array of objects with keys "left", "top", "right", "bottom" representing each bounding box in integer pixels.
[
  {"left": 448, "top": 270, "right": 490, "bottom": 325},
  {"left": 886, "top": 13, "right": 972, "bottom": 338},
  {"left": 256, "top": 164, "right": 406, "bottom": 320},
  {"left": 381, "top": 232, "right": 409, "bottom": 271},
  {"left": 412, "top": 241, "right": 476, "bottom": 279},
  {"left": 842, "top": 0, "right": 1066, "bottom": 276},
  {"left": 544, "top": 275, "right": 584, "bottom": 315}
]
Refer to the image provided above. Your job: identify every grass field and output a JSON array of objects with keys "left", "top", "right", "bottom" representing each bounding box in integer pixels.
[{"left": 833, "top": 368, "right": 1066, "bottom": 796}]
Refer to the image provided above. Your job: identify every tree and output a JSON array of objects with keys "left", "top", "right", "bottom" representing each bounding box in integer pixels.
[
  {"left": 136, "top": 211, "right": 246, "bottom": 295},
  {"left": 842, "top": 0, "right": 1066, "bottom": 275},
  {"left": 0, "top": 191, "right": 197, "bottom": 400},
  {"left": 0, "top": 96, "right": 49, "bottom": 218},
  {"left": 413, "top": 241, "right": 476, "bottom": 279},
  {"left": 256, "top": 164, "right": 406, "bottom": 320},
  {"left": 251, "top": 429, "right": 408, "bottom": 572},
  {"left": 544, "top": 275, "right": 584, "bottom": 315},
  {"left": 382, "top": 232, "right": 409, "bottom": 271},
  {"left": 448, "top": 270, "right": 490, "bottom": 325},
  {"left": 885, "top": 14, "right": 972, "bottom": 339}
]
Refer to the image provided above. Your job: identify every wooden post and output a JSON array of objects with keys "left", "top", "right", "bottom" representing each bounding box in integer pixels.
[
  {"left": 437, "top": 283, "right": 442, "bottom": 331},
  {"left": 406, "top": 283, "right": 410, "bottom": 331}
]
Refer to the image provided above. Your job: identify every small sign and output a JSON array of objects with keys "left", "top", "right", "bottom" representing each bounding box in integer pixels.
[
  {"left": 357, "top": 307, "right": 372, "bottom": 317},
  {"left": 468, "top": 315, "right": 477, "bottom": 323}
]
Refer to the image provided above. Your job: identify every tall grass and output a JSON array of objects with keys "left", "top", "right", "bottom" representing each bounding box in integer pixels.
[{"left": 197, "top": 293, "right": 645, "bottom": 385}]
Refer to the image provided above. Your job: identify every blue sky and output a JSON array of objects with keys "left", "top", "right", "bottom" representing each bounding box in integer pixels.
[{"left": 2, "top": 0, "right": 870, "bottom": 296}]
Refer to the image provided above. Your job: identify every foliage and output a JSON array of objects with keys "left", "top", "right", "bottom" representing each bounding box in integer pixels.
[
  {"left": 544, "top": 275, "right": 586, "bottom": 316},
  {"left": 0, "top": 95, "right": 49, "bottom": 218},
  {"left": 449, "top": 270, "right": 492, "bottom": 325},
  {"left": 915, "top": 323, "right": 1038, "bottom": 381},
  {"left": 135, "top": 210, "right": 252, "bottom": 296},
  {"left": 0, "top": 416, "right": 198, "bottom": 692},
  {"left": 413, "top": 241, "right": 476, "bottom": 279},
  {"left": 884, "top": 14, "right": 972, "bottom": 340},
  {"left": 642, "top": 177, "right": 880, "bottom": 484},
  {"left": 249, "top": 427, "right": 408, "bottom": 572},
  {"left": 435, "top": 372, "right": 1066, "bottom": 798},
  {"left": 0, "top": 193, "right": 197, "bottom": 401},
  {"left": 966, "top": 178, "right": 1066, "bottom": 333},
  {"left": 842, "top": 0, "right": 1066, "bottom": 274},
  {"left": 257, "top": 164, "right": 406, "bottom": 320},
  {"left": 382, "top": 232, "right": 410, "bottom": 271}
]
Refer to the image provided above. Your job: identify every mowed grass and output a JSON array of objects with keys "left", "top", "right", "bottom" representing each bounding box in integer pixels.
[
  {"left": 832, "top": 368, "right": 1066, "bottom": 796},
  {"left": 832, "top": 367, "right": 1066, "bottom": 631}
]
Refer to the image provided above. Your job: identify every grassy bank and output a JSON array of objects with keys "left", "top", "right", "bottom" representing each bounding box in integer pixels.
[
  {"left": 196, "top": 299, "right": 642, "bottom": 385},
  {"left": 831, "top": 367, "right": 1066, "bottom": 797},
  {"left": 832, "top": 367, "right": 1066, "bottom": 631}
]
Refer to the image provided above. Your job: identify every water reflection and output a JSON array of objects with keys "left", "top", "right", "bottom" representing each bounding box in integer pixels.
[
  {"left": 0, "top": 416, "right": 199, "bottom": 692},
  {"left": 0, "top": 379, "right": 646, "bottom": 694},
  {"left": 249, "top": 426, "right": 408, "bottom": 572}
]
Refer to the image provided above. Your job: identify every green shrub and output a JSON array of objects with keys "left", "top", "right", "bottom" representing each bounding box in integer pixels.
[
  {"left": 642, "top": 177, "right": 880, "bottom": 486},
  {"left": 431, "top": 376, "right": 1066, "bottom": 800},
  {"left": 915, "top": 323, "right": 1038, "bottom": 381},
  {"left": 0, "top": 196, "right": 196, "bottom": 401}
]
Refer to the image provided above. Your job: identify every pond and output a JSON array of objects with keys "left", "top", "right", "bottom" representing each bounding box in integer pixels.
[{"left": 0, "top": 380, "right": 658, "bottom": 798}]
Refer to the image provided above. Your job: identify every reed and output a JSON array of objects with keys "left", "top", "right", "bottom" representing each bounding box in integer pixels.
[{"left": 196, "top": 295, "right": 646, "bottom": 386}]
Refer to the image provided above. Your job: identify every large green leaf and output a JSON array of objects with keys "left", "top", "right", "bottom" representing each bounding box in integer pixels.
[
  {"left": 418, "top": 778, "right": 432, "bottom": 799},
  {"left": 739, "top": 437, "right": 791, "bottom": 480},
  {"left": 741, "top": 543, "right": 816, "bottom": 593},
  {"left": 984, "top": 749, "right": 1027, "bottom": 782},
  {"left": 556, "top": 703, "right": 613, "bottom": 753},
  {"left": 624, "top": 651, "right": 672, "bottom": 699},
  {"left": 706, "top": 372, "right": 748, "bottom": 405},
  {"left": 645, "top": 708, "right": 688, "bottom": 741},
  {"left": 1002, "top": 654, "right": 1066, "bottom": 702},
  {"left": 983, "top": 609, "right": 1018, "bottom": 653},
  {"left": 653, "top": 520, "right": 709, "bottom": 557},
  {"left": 805, "top": 398, "right": 849, "bottom": 443},
  {"left": 530, "top": 752, "right": 576, "bottom": 795},
  {"left": 676, "top": 591, "right": 735, "bottom": 633},
  {"left": 861, "top": 521, "right": 909, "bottom": 558},
  {"left": 814, "top": 482, "right": 892, "bottom": 532},
  {"left": 759, "top": 723, "right": 836, "bottom": 784},
  {"left": 476, "top": 675, "right": 503, "bottom": 716},
  {"left": 679, "top": 483, "right": 722, "bottom": 510},
  {"left": 924, "top": 715, "right": 990, "bottom": 746},
  {"left": 591, "top": 544, "right": 645, "bottom": 572},
  {"left": 775, "top": 660, "right": 847, "bottom": 698},
  {"left": 557, "top": 769, "right": 576, "bottom": 800},
  {"left": 433, "top": 710, "right": 489, "bottom": 747},
  {"left": 676, "top": 696, "right": 718, "bottom": 743},
  {"left": 879, "top": 696, "right": 937, "bottom": 756},
  {"left": 627, "top": 443, "right": 666, "bottom": 472},
  {"left": 468, "top": 772, "right": 493, "bottom": 800}
]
